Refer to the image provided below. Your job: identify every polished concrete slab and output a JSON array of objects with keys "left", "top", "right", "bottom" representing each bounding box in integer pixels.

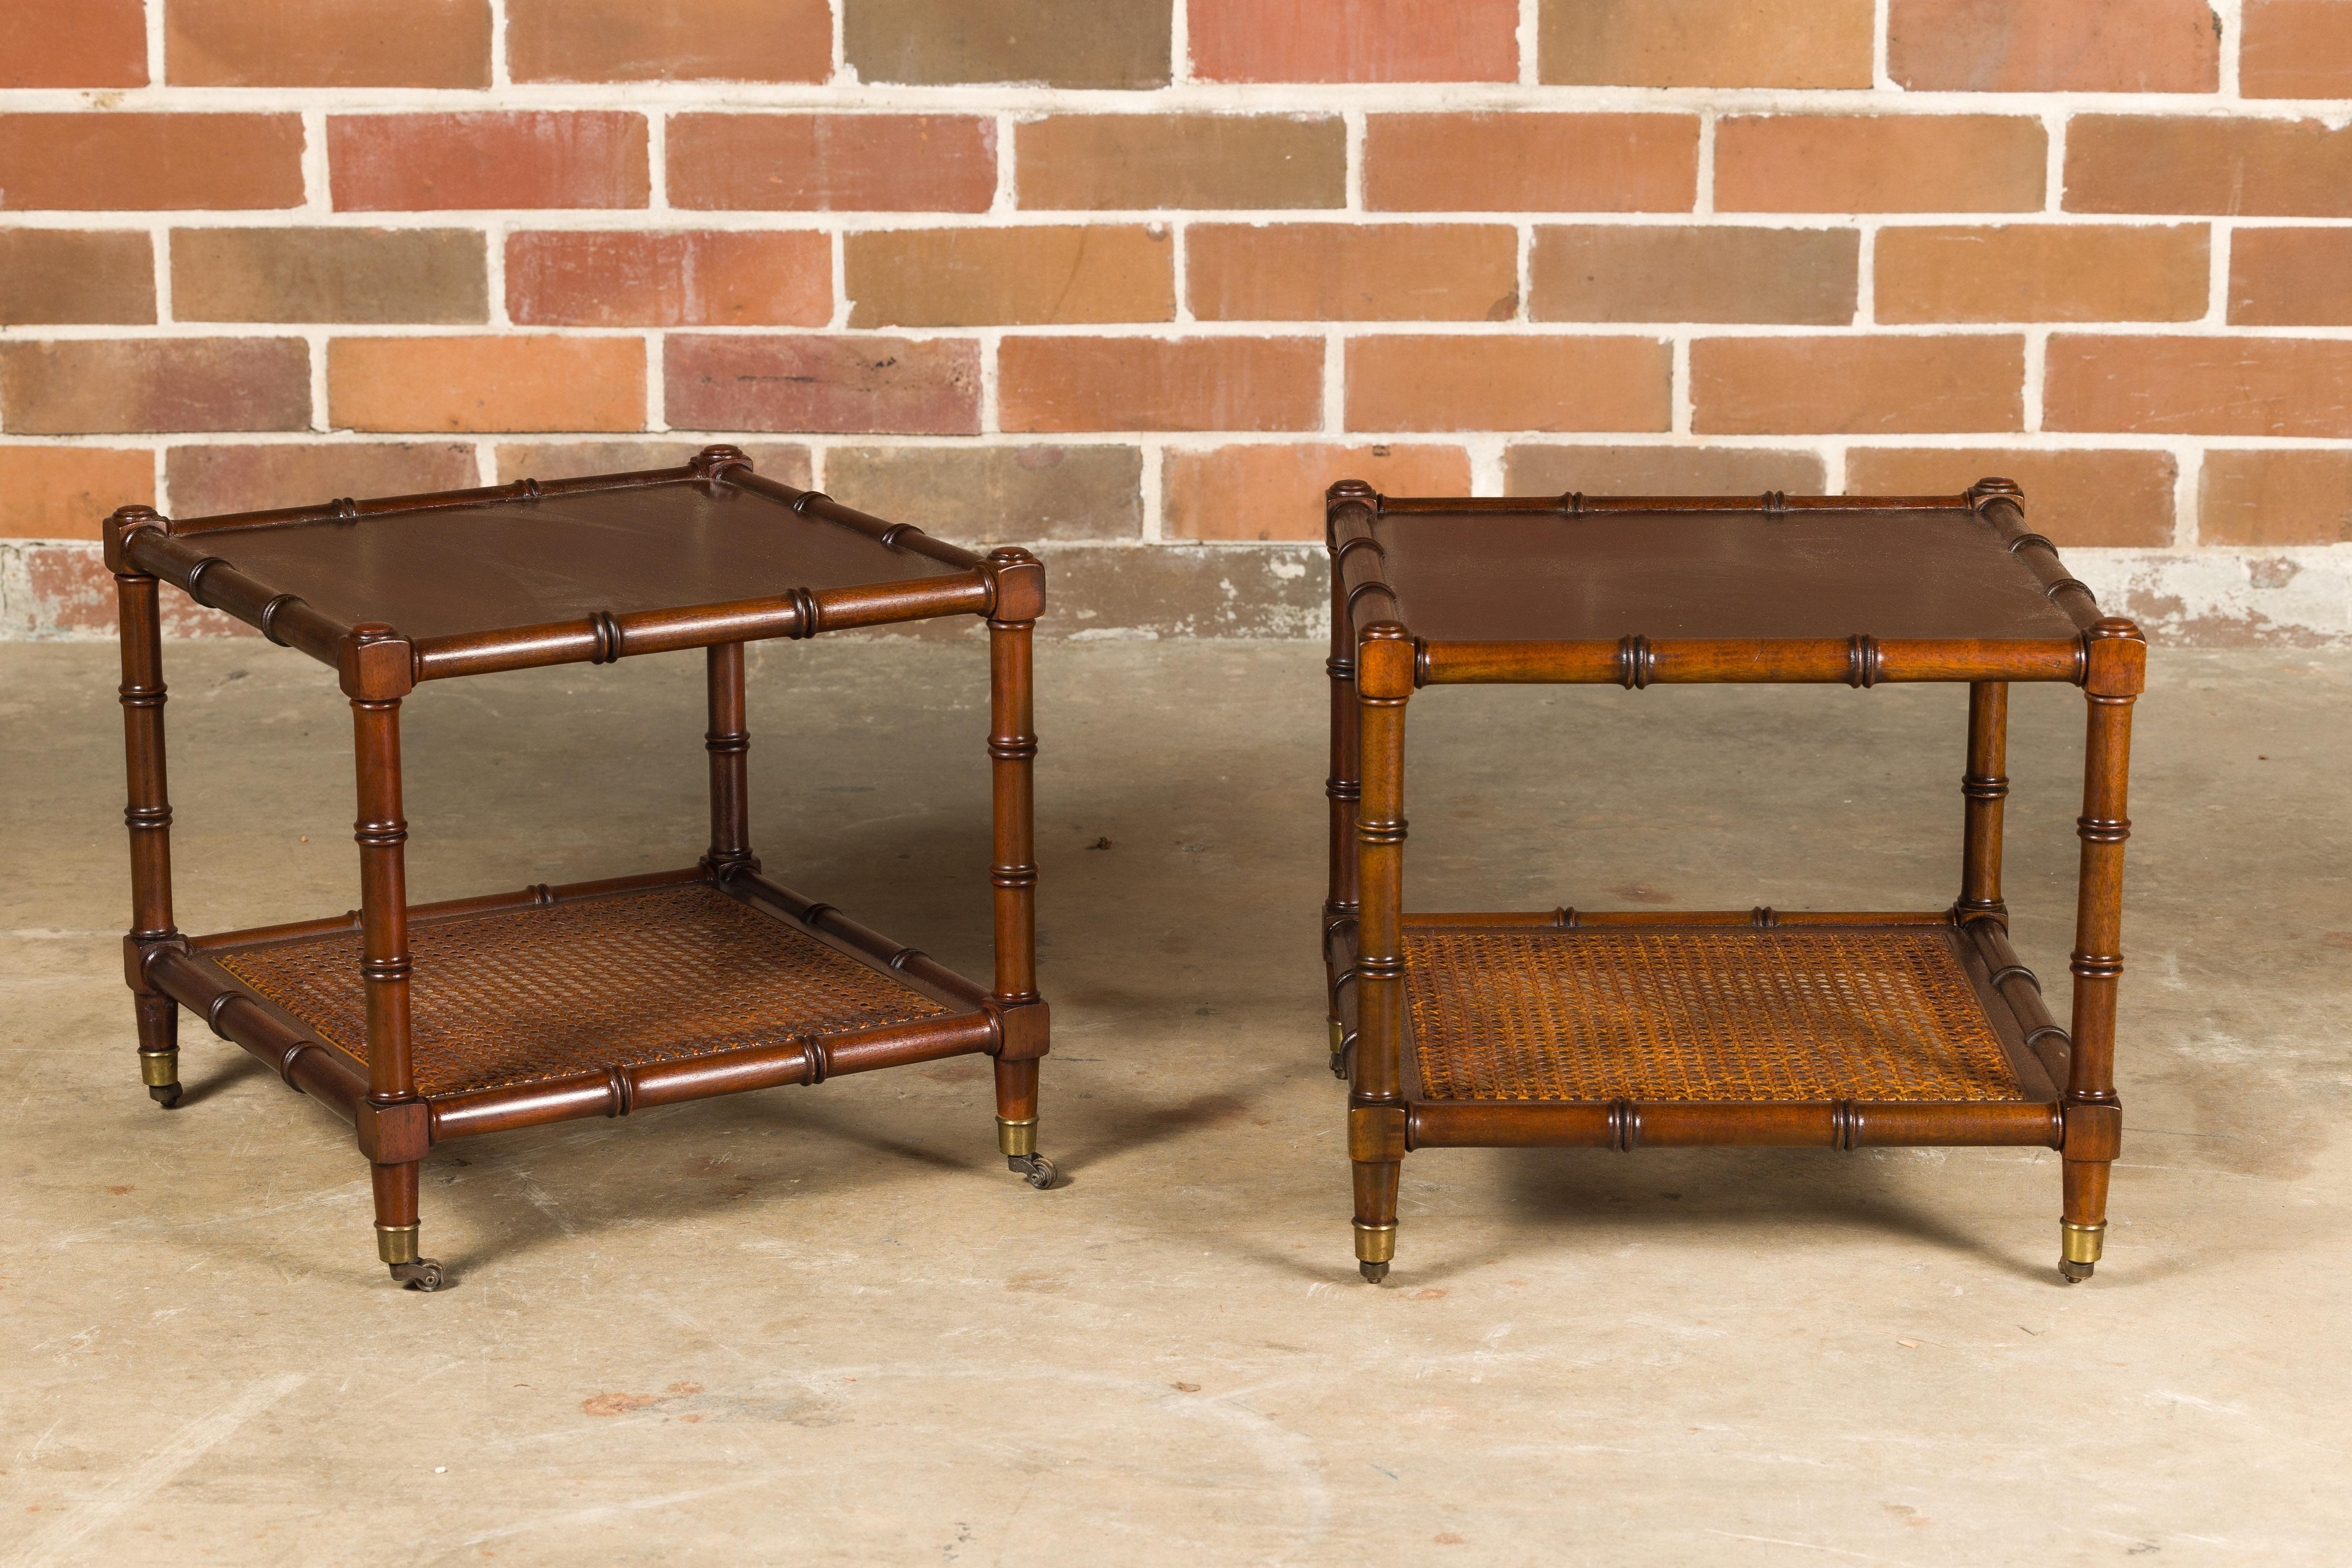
[{"left": 2, "top": 639, "right": 2347, "bottom": 1566}]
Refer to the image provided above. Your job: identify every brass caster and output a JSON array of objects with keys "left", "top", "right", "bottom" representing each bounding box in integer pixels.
[
  {"left": 1359, "top": 1261, "right": 1389, "bottom": 1285},
  {"left": 148, "top": 1082, "right": 183, "bottom": 1109},
  {"left": 2059, "top": 1219, "right": 2104, "bottom": 1284},
  {"left": 2059, "top": 1259, "right": 2093, "bottom": 1284},
  {"left": 997, "top": 1117, "right": 1037, "bottom": 1158},
  {"left": 390, "top": 1259, "right": 446, "bottom": 1291},
  {"left": 1008, "top": 1154, "right": 1057, "bottom": 1190},
  {"left": 141, "top": 1049, "right": 181, "bottom": 1109}
]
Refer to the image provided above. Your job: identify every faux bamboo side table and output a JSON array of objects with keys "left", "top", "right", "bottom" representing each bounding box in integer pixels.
[
  {"left": 1320, "top": 479, "right": 2143, "bottom": 1286},
  {"left": 107, "top": 447, "right": 1053, "bottom": 1290}
]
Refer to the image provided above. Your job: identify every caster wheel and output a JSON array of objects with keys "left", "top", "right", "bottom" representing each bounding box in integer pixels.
[
  {"left": 1359, "top": 1261, "right": 1388, "bottom": 1285},
  {"left": 1329, "top": 1051, "right": 1347, "bottom": 1080},
  {"left": 2058, "top": 1259, "right": 2093, "bottom": 1284},
  {"left": 390, "top": 1259, "right": 446, "bottom": 1291},
  {"left": 1009, "top": 1154, "right": 1057, "bottom": 1190},
  {"left": 149, "top": 1083, "right": 183, "bottom": 1109}
]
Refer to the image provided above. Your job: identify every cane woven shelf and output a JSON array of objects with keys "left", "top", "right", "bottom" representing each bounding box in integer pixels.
[
  {"left": 213, "top": 883, "right": 952, "bottom": 1099},
  {"left": 1403, "top": 924, "right": 2024, "bottom": 1104}
]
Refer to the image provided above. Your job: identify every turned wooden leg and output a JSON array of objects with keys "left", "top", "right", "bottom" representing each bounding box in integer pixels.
[
  {"left": 1351, "top": 623, "right": 1414, "bottom": 1283},
  {"left": 985, "top": 558, "right": 1054, "bottom": 1190},
  {"left": 703, "top": 640, "right": 755, "bottom": 878},
  {"left": 1958, "top": 680, "right": 2009, "bottom": 925},
  {"left": 114, "top": 529, "right": 185, "bottom": 1108},
  {"left": 1324, "top": 558, "right": 1362, "bottom": 1077}
]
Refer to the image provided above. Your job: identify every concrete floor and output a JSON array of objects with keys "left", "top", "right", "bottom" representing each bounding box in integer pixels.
[{"left": 2, "top": 638, "right": 2348, "bottom": 1566}]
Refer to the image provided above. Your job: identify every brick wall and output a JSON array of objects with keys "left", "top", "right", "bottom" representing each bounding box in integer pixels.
[{"left": 3, "top": 0, "right": 2350, "bottom": 642}]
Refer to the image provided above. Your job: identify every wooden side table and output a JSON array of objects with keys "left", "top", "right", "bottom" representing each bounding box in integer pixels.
[
  {"left": 1320, "top": 480, "right": 2143, "bottom": 1286},
  {"left": 107, "top": 447, "right": 1053, "bottom": 1290}
]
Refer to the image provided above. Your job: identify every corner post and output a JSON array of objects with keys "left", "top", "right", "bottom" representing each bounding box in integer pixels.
[
  {"left": 983, "top": 549, "right": 1053, "bottom": 1186},
  {"left": 2061, "top": 618, "right": 2143, "bottom": 1283},
  {"left": 1351, "top": 621, "right": 1415, "bottom": 1283},
  {"left": 109, "top": 506, "right": 184, "bottom": 1108},
  {"left": 1958, "top": 681, "right": 2010, "bottom": 924},
  {"left": 703, "top": 641, "right": 754, "bottom": 877},
  {"left": 1323, "top": 481, "right": 1373, "bottom": 1077}
]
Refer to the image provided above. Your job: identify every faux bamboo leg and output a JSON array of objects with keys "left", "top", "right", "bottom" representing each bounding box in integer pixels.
[
  {"left": 1958, "top": 681, "right": 2009, "bottom": 925},
  {"left": 703, "top": 641, "right": 754, "bottom": 877},
  {"left": 2060, "top": 623, "right": 2142, "bottom": 1283},
  {"left": 1324, "top": 630, "right": 1361, "bottom": 1079},
  {"left": 988, "top": 608, "right": 1054, "bottom": 1189},
  {"left": 1352, "top": 627, "right": 1412, "bottom": 1283},
  {"left": 352, "top": 672, "right": 442, "bottom": 1289},
  {"left": 116, "top": 558, "right": 183, "bottom": 1108}
]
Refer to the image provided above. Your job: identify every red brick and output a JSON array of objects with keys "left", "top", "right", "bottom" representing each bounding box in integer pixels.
[
  {"left": 828, "top": 445, "right": 1146, "bottom": 542},
  {"left": 2242, "top": 1, "right": 2352, "bottom": 98},
  {"left": 1715, "top": 115, "right": 2046, "bottom": 214},
  {"left": 1843, "top": 448, "right": 2178, "bottom": 546},
  {"left": 1532, "top": 226, "right": 1857, "bottom": 324},
  {"left": 2066, "top": 116, "right": 2352, "bottom": 217},
  {"left": 1189, "top": 224, "right": 1518, "bottom": 322},
  {"left": 846, "top": 0, "right": 1171, "bottom": 87},
  {"left": 1346, "top": 336, "right": 1672, "bottom": 432},
  {"left": 2229, "top": 228, "right": 2352, "bottom": 326},
  {"left": 1164, "top": 443, "right": 1472, "bottom": 539},
  {"left": 0, "top": 339, "right": 310, "bottom": 434},
  {"left": 509, "top": 0, "right": 828, "bottom": 83},
  {"left": 1191, "top": 0, "right": 1518, "bottom": 82},
  {"left": 1364, "top": 113, "right": 1699, "bottom": 212},
  {"left": 0, "top": 447, "right": 153, "bottom": 539},
  {"left": 668, "top": 114, "right": 996, "bottom": 213},
  {"left": 998, "top": 338, "right": 1323, "bottom": 432},
  {"left": 846, "top": 228, "right": 1173, "bottom": 327},
  {"left": 20, "top": 545, "right": 254, "bottom": 638},
  {"left": 167, "top": 0, "right": 490, "bottom": 88},
  {"left": 173, "top": 228, "right": 487, "bottom": 324},
  {"left": 328, "top": 337, "right": 646, "bottom": 433},
  {"left": 1874, "top": 225, "right": 2210, "bottom": 324},
  {"left": 0, "top": 230, "right": 154, "bottom": 325},
  {"left": 665, "top": 336, "right": 982, "bottom": 435},
  {"left": 167, "top": 443, "right": 481, "bottom": 518},
  {"left": 494, "top": 441, "right": 813, "bottom": 489},
  {"left": 1016, "top": 114, "right": 1346, "bottom": 210},
  {"left": 1692, "top": 335, "right": 2025, "bottom": 434},
  {"left": 1539, "top": 0, "right": 1873, "bottom": 88},
  {"left": 1504, "top": 444, "right": 1828, "bottom": 496},
  {"left": 2044, "top": 335, "right": 2352, "bottom": 437},
  {"left": 0, "top": 0, "right": 146, "bottom": 87},
  {"left": 1887, "top": 0, "right": 2218, "bottom": 91},
  {"left": 0, "top": 115, "right": 304, "bottom": 212},
  {"left": 507, "top": 232, "right": 829, "bottom": 328},
  {"left": 2199, "top": 450, "right": 2352, "bottom": 544},
  {"left": 329, "top": 112, "right": 648, "bottom": 211}
]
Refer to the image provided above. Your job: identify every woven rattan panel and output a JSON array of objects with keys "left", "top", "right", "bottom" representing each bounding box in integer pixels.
[
  {"left": 1404, "top": 927, "right": 2023, "bottom": 1103},
  {"left": 216, "top": 884, "right": 951, "bottom": 1097}
]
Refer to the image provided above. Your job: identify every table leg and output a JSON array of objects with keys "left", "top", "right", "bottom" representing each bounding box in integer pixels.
[
  {"left": 704, "top": 641, "right": 754, "bottom": 876},
  {"left": 1959, "top": 681, "right": 2009, "bottom": 925},
  {"left": 1325, "top": 612, "right": 1361, "bottom": 1079},
  {"left": 115, "top": 553, "right": 182, "bottom": 1109},
  {"left": 988, "top": 609, "right": 1053, "bottom": 1189},
  {"left": 1352, "top": 626, "right": 1413, "bottom": 1283}
]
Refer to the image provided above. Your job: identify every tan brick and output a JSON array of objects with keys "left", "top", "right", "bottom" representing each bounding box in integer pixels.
[
  {"left": 494, "top": 441, "right": 812, "bottom": 488},
  {"left": 666, "top": 336, "right": 981, "bottom": 435},
  {"left": 1539, "top": 0, "right": 1873, "bottom": 88},
  {"left": 2044, "top": 335, "right": 2352, "bottom": 437},
  {"left": 2228, "top": 228, "right": 2352, "bottom": 326},
  {"left": 2200, "top": 450, "right": 2352, "bottom": 544},
  {"left": 1874, "top": 224, "right": 2209, "bottom": 325},
  {"left": 669, "top": 114, "right": 997, "bottom": 212},
  {"left": 1692, "top": 335, "right": 2025, "bottom": 434},
  {"left": 0, "top": 340, "right": 310, "bottom": 434},
  {"left": 0, "top": 230, "right": 154, "bottom": 325},
  {"left": 507, "top": 231, "right": 828, "bottom": 328},
  {"left": 1189, "top": 224, "right": 1517, "bottom": 322},
  {"left": 509, "top": 0, "right": 827, "bottom": 82},
  {"left": 20, "top": 545, "right": 255, "bottom": 638},
  {"left": 173, "top": 228, "right": 487, "bottom": 325},
  {"left": 1017, "top": 115, "right": 1345, "bottom": 210},
  {"left": 0, "top": 0, "right": 146, "bottom": 87},
  {"left": 1165, "top": 443, "right": 1472, "bottom": 539},
  {"left": 329, "top": 337, "right": 645, "bottom": 433},
  {"left": 2066, "top": 116, "right": 2352, "bottom": 217},
  {"left": 1887, "top": 0, "right": 2218, "bottom": 91},
  {"left": 1191, "top": 0, "right": 1518, "bottom": 81},
  {"left": 0, "top": 115, "right": 304, "bottom": 211},
  {"left": 1716, "top": 115, "right": 2046, "bottom": 214},
  {"left": 2242, "top": 1, "right": 2352, "bottom": 97},
  {"left": 1000, "top": 338, "right": 1323, "bottom": 432},
  {"left": 1503, "top": 444, "right": 1828, "bottom": 496},
  {"left": 847, "top": 0, "right": 1170, "bottom": 86},
  {"left": 829, "top": 446, "right": 1145, "bottom": 542},
  {"left": 1029, "top": 541, "right": 1325, "bottom": 638},
  {"left": 0, "top": 447, "right": 153, "bottom": 539},
  {"left": 167, "top": 0, "right": 490, "bottom": 87},
  {"left": 1532, "top": 226, "right": 1856, "bottom": 324},
  {"left": 167, "top": 443, "right": 482, "bottom": 518},
  {"left": 846, "top": 227, "right": 1173, "bottom": 327},
  {"left": 1364, "top": 113, "right": 1698, "bottom": 212},
  {"left": 329, "top": 112, "right": 647, "bottom": 211},
  {"left": 1844, "top": 448, "right": 2177, "bottom": 546},
  {"left": 1346, "top": 336, "right": 1672, "bottom": 432}
]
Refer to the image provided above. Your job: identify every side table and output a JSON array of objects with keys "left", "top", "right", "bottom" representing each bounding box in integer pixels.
[
  {"left": 1320, "top": 480, "right": 2143, "bottom": 1285},
  {"left": 108, "top": 447, "right": 1053, "bottom": 1290}
]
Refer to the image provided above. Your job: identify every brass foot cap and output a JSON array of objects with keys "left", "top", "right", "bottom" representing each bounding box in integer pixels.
[
  {"left": 1353, "top": 1221, "right": 1397, "bottom": 1266},
  {"left": 376, "top": 1223, "right": 420, "bottom": 1267},
  {"left": 139, "top": 1049, "right": 179, "bottom": 1088},
  {"left": 997, "top": 1117, "right": 1037, "bottom": 1158},
  {"left": 1328, "top": 1019, "right": 1344, "bottom": 1052},
  {"left": 2061, "top": 1220, "right": 2106, "bottom": 1266}
]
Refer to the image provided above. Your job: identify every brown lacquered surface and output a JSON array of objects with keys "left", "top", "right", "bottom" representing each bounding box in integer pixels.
[
  {"left": 1371, "top": 507, "right": 2081, "bottom": 644},
  {"left": 182, "top": 479, "right": 962, "bottom": 642}
]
